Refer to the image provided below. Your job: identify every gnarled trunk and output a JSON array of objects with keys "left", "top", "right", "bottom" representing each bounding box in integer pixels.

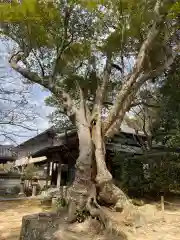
[
  {"left": 67, "top": 106, "right": 94, "bottom": 222},
  {"left": 71, "top": 120, "right": 93, "bottom": 202},
  {"left": 66, "top": 88, "right": 130, "bottom": 228},
  {"left": 93, "top": 118, "right": 130, "bottom": 210}
]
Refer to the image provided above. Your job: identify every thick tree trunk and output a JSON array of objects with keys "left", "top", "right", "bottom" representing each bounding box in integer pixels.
[
  {"left": 93, "top": 122, "right": 129, "bottom": 210},
  {"left": 93, "top": 125, "right": 112, "bottom": 185},
  {"left": 67, "top": 107, "right": 94, "bottom": 222},
  {"left": 72, "top": 122, "right": 93, "bottom": 199},
  {"left": 66, "top": 90, "right": 130, "bottom": 227},
  {"left": 95, "top": 131, "right": 129, "bottom": 211}
]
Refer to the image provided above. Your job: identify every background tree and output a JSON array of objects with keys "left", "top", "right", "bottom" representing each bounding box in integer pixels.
[
  {"left": 114, "top": 54, "right": 180, "bottom": 197},
  {"left": 45, "top": 95, "right": 73, "bottom": 132},
  {"left": 1, "top": 0, "right": 180, "bottom": 231},
  {"left": 0, "top": 59, "right": 39, "bottom": 144}
]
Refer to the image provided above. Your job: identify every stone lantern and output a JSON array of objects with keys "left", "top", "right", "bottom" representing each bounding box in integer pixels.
[
  {"left": 19, "top": 174, "right": 25, "bottom": 197},
  {"left": 31, "top": 176, "right": 38, "bottom": 197}
]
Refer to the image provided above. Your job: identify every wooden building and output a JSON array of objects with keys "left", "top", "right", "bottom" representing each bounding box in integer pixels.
[
  {"left": 14, "top": 128, "right": 78, "bottom": 187},
  {"left": 0, "top": 145, "right": 16, "bottom": 165},
  {"left": 14, "top": 124, "right": 146, "bottom": 188},
  {"left": 0, "top": 145, "right": 19, "bottom": 194}
]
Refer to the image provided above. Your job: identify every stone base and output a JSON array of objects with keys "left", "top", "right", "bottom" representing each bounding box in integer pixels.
[{"left": 19, "top": 212, "right": 66, "bottom": 240}]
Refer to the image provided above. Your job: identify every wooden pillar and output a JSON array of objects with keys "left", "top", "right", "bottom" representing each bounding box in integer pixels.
[
  {"left": 46, "top": 161, "right": 50, "bottom": 187},
  {"left": 50, "top": 161, "right": 53, "bottom": 176},
  {"left": 57, "top": 161, "right": 62, "bottom": 188},
  {"left": 50, "top": 161, "right": 54, "bottom": 185}
]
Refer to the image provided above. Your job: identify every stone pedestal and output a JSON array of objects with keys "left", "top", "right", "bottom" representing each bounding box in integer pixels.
[
  {"left": 52, "top": 197, "right": 57, "bottom": 205},
  {"left": 31, "top": 177, "right": 38, "bottom": 197},
  {"left": 19, "top": 179, "right": 25, "bottom": 197},
  {"left": 32, "top": 183, "right": 38, "bottom": 196},
  {"left": 63, "top": 186, "right": 67, "bottom": 199}
]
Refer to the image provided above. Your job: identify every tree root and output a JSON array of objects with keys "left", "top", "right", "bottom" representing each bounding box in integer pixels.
[
  {"left": 65, "top": 181, "right": 147, "bottom": 239},
  {"left": 86, "top": 184, "right": 128, "bottom": 239},
  {"left": 98, "top": 181, "right": 131, "bottom": 211}
]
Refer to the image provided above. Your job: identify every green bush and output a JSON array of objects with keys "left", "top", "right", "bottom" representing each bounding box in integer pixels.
[
  {"left": 112, "top": 152, "right": 180, "bottom": 197},
  {"left": 52, "top": 197, "right": 68, "bottom": 212},
  {"left": 56, "top": 197, "right": 67, "bottom": 208},
  {"left": 23, "top": 164, "right": 38, "bottom": 180}
]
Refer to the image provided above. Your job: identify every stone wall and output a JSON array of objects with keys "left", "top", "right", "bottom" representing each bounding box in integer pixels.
[{"left": 0, "top": 173, "right": 21, "bottom": 192}]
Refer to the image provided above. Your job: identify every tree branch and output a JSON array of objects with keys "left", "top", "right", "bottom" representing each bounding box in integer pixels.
[
  {"left": 91, "top": 56, "right": 112, "bottom": 121},
  {"left": 131, "top": 101, "right": 160, "bottom": 108},
  {"left": 9, "top": 51, "right": 77, "bottom": 119},
  {"left": 9, "top": 51, "right": 50, "bottom": 88},
  {"left": 52, "top": 5, "right": 74, "bottom": 78},
  {"left": 31, "top": 49, "right": 45, "bottom": 77},
  {"left": 103, "top": 0, "right": 178, "bottom": 138},
  {"left": 105, "top": 43, "right": 180, "bottom": 138},
  {"left": 0, "top": 122, "right": 37, "bottom": 132}
]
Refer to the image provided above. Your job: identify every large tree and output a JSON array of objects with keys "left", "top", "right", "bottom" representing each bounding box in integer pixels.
[{"left": 1, "top": 0, "right": 180, "bottom": 231}]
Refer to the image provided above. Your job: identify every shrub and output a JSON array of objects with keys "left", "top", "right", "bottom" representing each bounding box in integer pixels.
[
  {"left": 53, "top": 197, "right": 68, "bottom": 212},
  {"left": 23, "top": 164, "right": 38, "bottom": 180}
]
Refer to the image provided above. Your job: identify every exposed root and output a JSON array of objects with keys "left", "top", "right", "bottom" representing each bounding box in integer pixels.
[
  {"left": 98, "top": 181, "right": 131, "bottom": 211},
  {"left": 86, "top": 184, "right": 128, "bottom": 239},
  {"left": 65, "top": 181, "right": 148, "bottom": 239}
]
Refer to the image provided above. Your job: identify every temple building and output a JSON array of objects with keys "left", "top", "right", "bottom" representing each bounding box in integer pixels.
[{"left": 13, "top": 124, "right": 146, "bottom": 188}]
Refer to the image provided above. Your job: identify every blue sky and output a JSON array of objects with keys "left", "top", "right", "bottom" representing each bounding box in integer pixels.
[{"left": 0, "top": 40, "right": 53, "bottom": 145}]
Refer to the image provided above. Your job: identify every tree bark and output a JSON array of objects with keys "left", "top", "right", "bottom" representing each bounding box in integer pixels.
[
  {"left": 66, "top": 103, "right": 94, "bottom": 222},
  {"left": 71, "top": 86, "right": 93, "bottom": 197},
  {"left": 72, "top": 110, "right": 93, "bottom": 198},
  {"left": 93, "top": 121, "right": 129, "bottom": 210}
]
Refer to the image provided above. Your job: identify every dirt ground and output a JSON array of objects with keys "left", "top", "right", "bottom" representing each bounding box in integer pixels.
[
  {"left": 1, "top": 199, "right": 180, "bottom": 240},
  {"left": 0, "top": 200, "right": 51, "bottom": 240},
  {"left": 134, "top": 200, "right": 180, "bottom": 240},
  {"left": 106, "top": 204, "right": 180, "bottom": 240},
  {"left": 133, "top": 212, "right": 180, "bottom": 240},
  {"left": 53, "top": 202, "right": 180, "bottom": 240}
]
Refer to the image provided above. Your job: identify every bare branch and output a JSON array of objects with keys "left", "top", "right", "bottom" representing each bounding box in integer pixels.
[
  {"left": 31, "top": 49, "right": 45, "bottom": 77},
  {"left": 9, "top": 51, "right": 78, "bottom": 124},
  {"left": 0, "top": 121, "right": 37, "bottom": 131},
  {"left": 9, "top": 51, "right": 49, "bottom": 88}
]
